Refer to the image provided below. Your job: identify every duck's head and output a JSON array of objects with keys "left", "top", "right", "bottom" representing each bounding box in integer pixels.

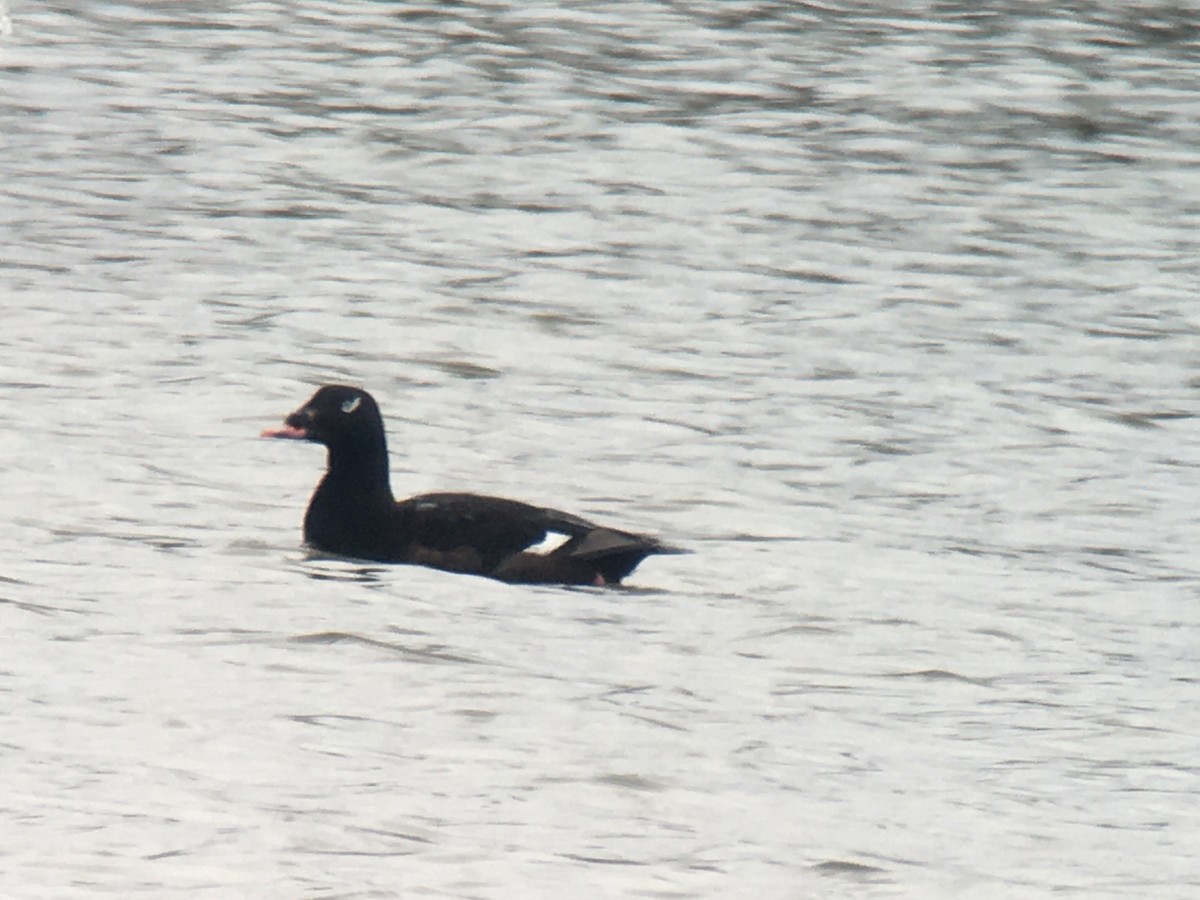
[{"left": 262, "top": 384, "right": 384, "bottom": 449}]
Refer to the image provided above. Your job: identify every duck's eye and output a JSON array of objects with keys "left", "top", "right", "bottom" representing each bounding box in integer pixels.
[{"left": 341, "top": 396, "right": 362, "bottom": 414}]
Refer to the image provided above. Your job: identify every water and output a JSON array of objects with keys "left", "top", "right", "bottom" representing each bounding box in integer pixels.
[{"left": 2, "top": 1, "right": 1199, "bottom": 896}]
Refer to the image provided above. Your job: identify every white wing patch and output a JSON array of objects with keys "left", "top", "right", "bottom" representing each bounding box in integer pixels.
[
  {"left": 341, "top": 396, "right": 362, "bottom": 414},
  {"left": 526, "top": 530, "right": 572, "bottom": 555}
]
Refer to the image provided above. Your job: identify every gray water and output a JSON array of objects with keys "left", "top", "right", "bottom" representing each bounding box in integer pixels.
[{"left": 2, "top": 1, "right": 1199, "bottom": 897}]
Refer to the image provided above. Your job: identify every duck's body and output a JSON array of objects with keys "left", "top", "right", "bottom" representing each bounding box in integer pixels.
[{"left": 263, "top": 385, "right": 678, "bottom": 585}]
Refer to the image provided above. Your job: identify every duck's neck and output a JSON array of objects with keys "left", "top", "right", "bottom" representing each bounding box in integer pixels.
[
  {"left": 303, "top": 433, "right": 397, "bottom": 555},
  {"left": 321, "top": 432, "right": 394, "bottom": 503}
]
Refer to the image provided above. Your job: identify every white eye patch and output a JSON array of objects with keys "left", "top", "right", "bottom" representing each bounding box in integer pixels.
[{"left": 341, "top": 396, "right": 362, "bottom": 414}]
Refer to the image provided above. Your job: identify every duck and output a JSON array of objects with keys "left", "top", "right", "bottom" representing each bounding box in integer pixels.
[{"left": 262, "top": 385, "right": 680, "bottom": 585}]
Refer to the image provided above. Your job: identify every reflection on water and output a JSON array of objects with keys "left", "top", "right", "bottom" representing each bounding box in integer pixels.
[{"left": 2, "top": 1, "right": 1199, "bottom": 897}]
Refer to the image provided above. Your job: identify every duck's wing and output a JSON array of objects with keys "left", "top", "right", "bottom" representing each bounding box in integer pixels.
[
  {"left": 395, "top": 492, "right": 594, "bottom": 571},
  {"left": 396, "top": 492, "right": 681, "bottom": 584}
]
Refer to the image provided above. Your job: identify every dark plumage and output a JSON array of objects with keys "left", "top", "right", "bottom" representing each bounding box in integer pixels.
[{"left": 262, "top": 385, "right": 680, "bottom": 585}]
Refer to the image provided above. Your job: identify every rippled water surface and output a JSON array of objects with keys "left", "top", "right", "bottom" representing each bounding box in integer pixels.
[{"left": 3, "top": 2, "right": 1200, "bottom": 897}]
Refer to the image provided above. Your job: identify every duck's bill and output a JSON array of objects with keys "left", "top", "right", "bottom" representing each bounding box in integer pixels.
[{"left": 261, "top": 424, "right": 309, "bottom": 440}]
